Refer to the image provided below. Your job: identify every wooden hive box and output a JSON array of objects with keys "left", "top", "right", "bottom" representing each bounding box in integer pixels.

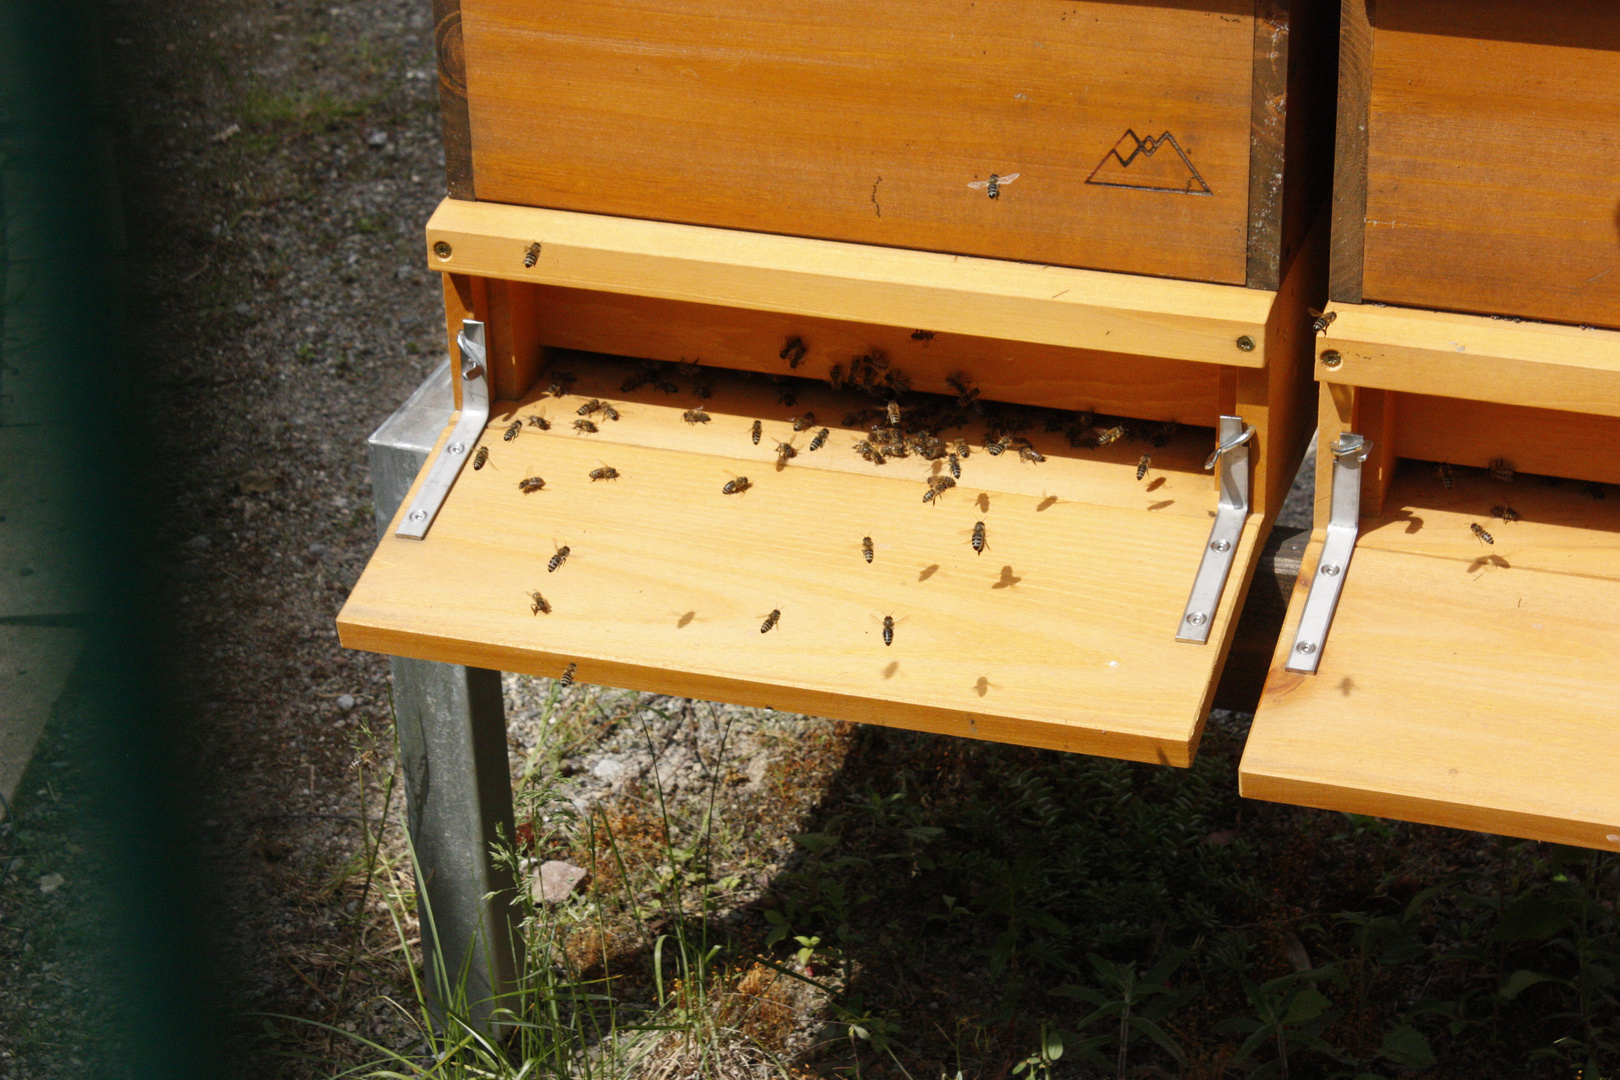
[
  {"left": 1242, "top": 1, "right": 1620, "bottom": 850},
  {"left": 337, "top": 0, "right": 1336, "bottom": 768}
]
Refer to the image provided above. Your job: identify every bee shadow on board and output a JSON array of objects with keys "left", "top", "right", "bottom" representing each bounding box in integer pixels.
[
  {"left": 991, "top": 566, "right": 1022, "bottom": 590},
  {"left": 675, "top": 611, "right": 695, "bottom": 628},
  {"left": 973, "top": 676, "right": 991, "bottom": 697},
  {"left": 1468, "top": 554, "right": 1511, "bottom": 573},
  {"left": 918, "top": 564, "right": 940, "bottom": 582},
  {"left": 1035, "top": 495, "right": 1057, "bottom": 512},
  {"left": 881, "top": 661, "right": 899, "bottom": 679},
  {"left": 1145, "top": 476, "right": 1166, "bottom": 493}
]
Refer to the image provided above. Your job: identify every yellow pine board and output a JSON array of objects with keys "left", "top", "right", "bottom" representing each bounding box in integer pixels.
[
  {"left": 424, "top": 200, "right": 1274, "bottom": 369},
  {"left": 1316, "top": 303, "right": 1620, "bottom": 417},
  {"left": 1243, "top": 466, "right": 1620, "bottom": 849},
  {"left": 339, "top": 360, "right": 1258, "bottom": 766}
]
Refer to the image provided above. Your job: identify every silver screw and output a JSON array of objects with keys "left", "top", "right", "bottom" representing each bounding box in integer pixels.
[
  {"left": 448, "top": 442, "right": 466, "bottom": 455},
  {"left": 1185, "top": 611, "right": 1208, "bottom": 626},
  {"left": 1320, "top": 563, "right": 1341, "bottom": 577},
  {"left": 1320, "top": 350, "right": 1342, "bottom": 369},
  {"left": 1236, "top": 335, "right": 1255, "bottom": 352},
  {"left": 1295, "top": 641, "right": 1317, "bottom": 655},
  {"left": 1209, "top": 539, "right": 1232, "bottom": 553},
  {"left": 408, "top": 509, "right": 427, "bottom": 522}
]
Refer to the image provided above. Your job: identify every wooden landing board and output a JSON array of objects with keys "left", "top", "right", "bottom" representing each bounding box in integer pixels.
[
  {"left": 1244, "top": 463, "right": 1620, "bottom": 850},
  {"left": 457, "top": 0, "right": 1256, "bottom": 285},
  {"left": 338, "top": 357, "right": 1261, "bottom": 766},
  {"left": 1316, "top": 303, "right": 1620, "bottom": 418}
]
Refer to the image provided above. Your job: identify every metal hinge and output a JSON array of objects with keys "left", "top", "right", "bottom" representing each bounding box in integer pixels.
[
  {"left": 1177, "top": 416, "right": 1253, "bottom": 644},
  {"left": 1286, "top": 432, "right": 1371, "bottom": 673},
  {"left": 395, "top": 320, "right": 490, "bottom": 540}
]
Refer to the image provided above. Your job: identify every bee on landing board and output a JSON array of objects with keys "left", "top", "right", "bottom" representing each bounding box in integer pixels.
[
  {"left": 546, "top": 372, "right": 577, "bottom": 397},
  {"left": 1137, "top": 454, "right": 1152, "bottom": 481},
  {"left": 683, "top": 408, "right": 711, "bottom": 425},
  {"left": 779, "top": 336, "right": 807, "bottom": 367},
  {"left": 775, "top": 441, "right": 798, "bottom": 466},
  {"left": 855, "top": 440, "right": 886, "bottom": 465},
  {"left": 559, "top": 662, "right": 577, "bottom": 687},
  {"left": 588, "top": 466, "right": 620, "bottom": 482},
  {"left": 1491, "top": 505, "right": 1520, "bottom": 523},
  {"left": 861, "top": 536, "right": 874, "bottom": 563},
  {"left": 503, "top": 420, "right": 522, "bottom": 442},
  {"left": 947, "top": 453, "right": 961, "bottom": 479},
  {"left": 808, "top": 428, "right": 830, "bottom": 452},
  {"left": 881, "top": 615, "right": 895, "bottom": 647},
  {"left": 1470, "top": 522, "right": 1494, "bottom": 545},
  {"left": 472, "top": 446, "right": 489, "bottom": 470},
  {"left": 528, "top": 591, "right": 551, "bottom": 615},
  {"left": 751, "top": 420, "right": 763, "bottom": 445},
  {"left": 574, "top": 419, "right": 599, "bottom": 434},
  {"left": 923, "top": 475, "right": 956, "bottom": 504},
  {"left": 791, "top": 412, "right": 817, "bottom": 432},
  {"left": 722, "top": 476, "right": 751, "bottom": 495},
  {"left": 971, "top": 521, "right": 986, "bottom": 555},
  {"left": 578, "top": 400, "right": 605, "bottom": 416},
  {"left": 1018, "top": 446, "right": 1045, "bottom": 464},
  {"left": 968, "top": 172, "right": 1019, "bottom": 199},
  {"left": 525, "top": 414, "right": 551, "bottom": 431},
  {"left": 518, "top": 476, "right": 546, "bottom": 493},
  {"left": 760, "top": 609, "right": 781, "bottom": 634},
  {"left": 548, "top": 545, "right": 570, "bottom": 572},
  {"left": 984, "top": 434, "right": 1012, "bottom": 456}
]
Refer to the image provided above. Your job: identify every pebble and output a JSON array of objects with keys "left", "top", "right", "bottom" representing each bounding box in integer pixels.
[
  {"left": 185, "top": 535, "right": 211, "bottom": 550},
  {"left": 37, "top": 873, "right": 64, "bottom": 894},
  {"left": 532, "top": 860, "right": 589, "bottom": 903},
  {"left": 308, "top": 542, "right": 330, "bottom": 557},
  {"left": 336, "top": 694, "right": 355, "bottom": 711},
  {"left": 591, "top": 757, "right": 625, "bottom": 783}
]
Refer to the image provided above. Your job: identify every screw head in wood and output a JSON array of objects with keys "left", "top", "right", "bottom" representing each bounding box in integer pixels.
[
  {"left": 433, "top": 240, "right": 453, "bottom": 259},
  {"left": 1320, "top": 349, "right": 1342, "bottom": 369},
  {"left": 1236, "top": 335, "right": 1255, "bottom": 352}
]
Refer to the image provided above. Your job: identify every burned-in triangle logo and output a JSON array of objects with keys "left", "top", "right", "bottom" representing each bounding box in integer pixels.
[{"left": 1085, "top": 129, "right": 1212, "bottom": 195}]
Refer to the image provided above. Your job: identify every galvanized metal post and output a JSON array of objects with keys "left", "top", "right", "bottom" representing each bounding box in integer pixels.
[{"left": 368, "top": 360, "right": 520, "bottom": 1030}]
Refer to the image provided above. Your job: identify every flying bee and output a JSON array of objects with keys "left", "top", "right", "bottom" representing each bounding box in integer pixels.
[
  {"left": 1491, "top": 504, "right": 1521, "bottom": 523},
  {"left": 1470, "top": 522, "right": 1494, "bottom": 545},
  {"left": 578, "top": 399, "right": 605, "bottom": 416},
  {"left": 808, "top": 428, "right": 830, "bottom": 452},
  {"left": 1018, "top": 446, "right": 1045, "bottom": 464},
  {"left": 881, "top": 614, "right": 895, "bottom": 647},
  {"left": 722, "top": 475, "right": 751, "bottom": 495},
  {"left": 588, "top": 466, "right": 620, "bottom": 481},
  {"left": 546, "top": 371, "right": 577, "bottom": 396},
  {"left": 1436, "top": 462, "right": 1455, "bottom": 489},
  {"left": 751, "top": 419, "right": 763, "bottom": 445},
  {"left": 528, "top": 591, "right": 551, "bottom": 615},
  {"left": 780, "top": 336, "right": 807, "bottom": 367},
  {"left": 791, "top": 412, "right": 817, "bottom": 432},
  {"left": 574, "top": 418, "right": 599, "bottom": 434},
  {"left": 518, "top": 476, "right": 546, "bottom": 493},
  {"left": 885, "top": 401, "right": 902, "bottom": 426},
  {"left": 967, "top": 171, "right": 1020, "bottom": 199},
  {"left": 559, "top": 662, "right": 576, "bottom": 687},
  {"left": 1488, "top": 458, "right": 1515, "bottom": 483},
  {"left": 861, "top": 536, "right": 874, "bottom": 563},
  {"left": 984, "top": 435, "right": 1012, "bottom": 456},
  {"left": 522, "top": 242, "right": 542, "bottom": 268},
  {"left": 683, "top": 408, "right": 711, "bottom": 425},
  {"left": 911, "top": 329, "right": 935, "bottom": 343},
  {"left": 525, "top": 414, "right": 551, "bottom": 430},
  {"left": 548, "top": 545, "right": 570, "bottom": 572},
  {"left": 472, "top": 446, "right": 489, "bottom": 470},
  {"left": 503, "top": 420, "right": 522, "bottom": 442},
  {"left": 947, "top": 453, "right": 961, "bottom": 479},
  {"left": 775, "top": 441, "right": 798, "bottom": 466},
  {"left": 1308, "top": 307, "right": 1337, "bottom": 335},
  {"left": 923, "top": 475, "right": 956, "bottom": 504},
  {"left": 971, "top": 520, "right": 986, "bottom": 555},
  {"left": 1096, "top": 425, "right": 1125, "bottom": 447},
  {"left": 760, "top": 608, "right": 781, "bottom": 634},
  {"left": 1137, "top": 454, "right": 1152, "bottom": 481}
]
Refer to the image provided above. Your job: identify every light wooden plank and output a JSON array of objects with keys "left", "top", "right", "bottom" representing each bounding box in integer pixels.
[
  {"left": 338, "top": 356, "right": 1262, "bottom": 766},
  {"left": 1393, "top": 394, "right": 1620, "bottom": 492},
  {"left": 1243, "top": 466, "right": 1620, "bottom": 850},
  {"left": 1317, "top": 303, "right": 1620, "bottom": 417},
  {"left": 460, "top": 0, "right": 1255, "bottom": 284},
  {"left": 1327, "top": 0, "right": 1372, "bottom": 303},
  {"left": 424, "top": 200, "right": 1275, "bottom": 369}
]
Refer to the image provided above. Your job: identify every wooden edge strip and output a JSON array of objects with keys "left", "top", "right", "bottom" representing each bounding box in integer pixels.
[
  {"left": 1245, "top": 0, "right": 1290, "bottom": 291},
  {"left": 423, "top": 200, "right": 1274, "bottom": 369},
  {"left": 1328, "top": 0, "right": 1372, "bottom": 303},
  {"left": 1211, "top": 524, "right": 1308, "bottom": 712},
  {"left": 432, "top": 0, "right": 473, "bottom": 199}
]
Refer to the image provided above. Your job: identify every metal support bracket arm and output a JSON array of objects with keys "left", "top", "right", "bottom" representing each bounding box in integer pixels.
[
  {"left": 1177, "top": 415, "right": 1253, "bottom": 644},
  {"left": 1286, "top": 432, "right": 1371, "bottom": 673},
  {"left": 396, "top": 320, "right": 490, "bottom": 539}
]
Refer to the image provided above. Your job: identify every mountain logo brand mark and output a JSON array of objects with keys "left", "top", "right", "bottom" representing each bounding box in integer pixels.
[{"left": 1085, "top": 129, "right": 1212, "bottom": 195}]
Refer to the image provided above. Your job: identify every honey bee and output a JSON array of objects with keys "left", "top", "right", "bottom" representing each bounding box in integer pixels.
[
  {"left": 1470, "top": 522, "right": 1494, "bottom": 545},
  {"left": 1018, "top": 446, "right": 1046, "bottom": 464},
  {"left": 1096, "top": 425, "right": 1125, "bottom": 446},
  {"left": 528, "top": 591, "right": 551, "bottom": 615},
  {"left": 518, "top": 476, "right": 546, "bottom": 493},
  {"left": 854, "top": 440, "right": 886, "bottom": 465},
  {"left": 548, "top": 545, "right": 570, "bottom": 572},
  {"left": 546, "top": 371, "right": 577, "bottom": 396},
  {"left": 911, "top": 329, "right": 935, "bottom": 343},
  {"left": 654, "top": 380, "right": 681, "bottom": 395},
  {"left": 1488, "top": 458, "right": 1515, "bottom": 483},
  {"left": 791, "top": 412, "right": 817, "bottom": 432},
  {"left": 775, "top": 441, "right": 798, "bottom": 466},
  {"left": 525, "top": 415, "right": 551, "bottom": 430},
  {"left": 683, "top": 408, "right": 711, "bottom": 425},
  {"left": 952, "top": 437, "right": 971, "bottom": 458},
  {"left": 578, "top": 399, "right": 604, "bottom": 416},
  {"left": 760, "top": 608, "right": 781, "bottom": 634},
  {"left": 722, "top": 476, "right": 751, "bottom": 495},
  {"left": 620, "top": 371, "right": 651, "bottom": 393},
  {"left": 967, "top": 171, "right": 1019, "bottom": 199},
  {"left": 945, "top": 373, "right": 979, "bottom": 408},
  {"left": 780, "top": 336, "right": 807, "bottom": 367},
  {"left": 923, "top": 475, "right": 956, "bottom": 504},
  {"left": 1491, "top": 504, "right": 1521, "bottom": 523},
  {"left": 1436, "top": 462, "right": 1455, "bottom": 489},
  {"left": 777, "top": 386, "right": 797, "bottom": 407},
  {"left": 574, "top": 419, "right": 599, "bottom": 434},
  {"left": 826, "top": 364, "right": 844, "bottom": 390},
  {"left": 588, "top": 466, "right": 620, "bottom": 481},
  {"left": 808, "top": 428, "right": 830, "bottom": 452},
  {"left": 1308, "top": 307, "right": 1337, "bottom": 335},
  {"left": 861, "top": 536, "right": 874, "bottom": 563},
  {"left": 947, "top": 453, "right": 961, "bottom": 479},
  {"left": 984, "top": 435, "right": 1012, "bottom": 456},
  {"left": 885, "top": 401, "right": 902, "bottom": 426},
  {"left": 599, "top": 403, "right": 620, "bottom": 421},
  {"left": 751, "top": 419, "right": 763, "bottom": 445},
  {"left": 881, "top": 614, "right": 895, "bottom": 647},
  {"left": 559, "top": 662, "right": 576, "bottom": 687},
  {"left": 522, "top": 242, "right": 542, "bottom": 268},
  {"left": 1137, "top": 454, "right": 1151, "bottom": 481},
  {"left": 971, "top": 521, "right": 986, "bottom": 555},
  {"left": 473, "top": 446, "right": 489, "bottom": 470},
  {"left": 503, "top": 420, "right": 522, "bottom": 442}
]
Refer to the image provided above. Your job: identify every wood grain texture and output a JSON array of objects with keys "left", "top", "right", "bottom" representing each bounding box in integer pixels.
[
  {"left": 1211, "top": 524, "right": 1307, "bottom": 710},
  {"left": 1360, "top": 1, "right": 1620, "bottom": 328},
  {"left": 1317, "top": 302, "right": 1620, "bottom": 417},
  {"left": 1328, "top": 0, "right": 1372, "bottom": 303},
  {"left": 432, "top": 0, "right": 473, "bottom": 198},
  {"left": 338, "top": 356, "right": 1264, "bottom": 767},
  {"left": 458, "top": 0, "right": 1255, "bottom": 283},
  {"left": 442, "top": 272, "right": 478, "bottom": 411},
  {"left": 424, "top": 200, "right": 1275, "bottom": 369},
  {"left": 1245, "top": 0, "right": 1291, "bottom": 291},
  {"left": 1244, "top": 465, "right": 1620, "bottom": 850},
  {"left": 1393, "top": 394, "right": 1620, "bottom": 491}
]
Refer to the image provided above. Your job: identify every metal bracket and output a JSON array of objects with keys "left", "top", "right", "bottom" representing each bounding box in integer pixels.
[
  {"left": 395, "top": 321, "right": 490, "bottom": 540},
  {"left": 1177, "top": 416, "right": 1253, "bottom": 644},
  {"left": 1286, "top": 432, "right": 1371, "bottom": 673}
]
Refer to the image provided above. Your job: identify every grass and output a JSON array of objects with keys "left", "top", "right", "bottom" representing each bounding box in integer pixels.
[{"left": 293, "top": 684, "right": 1620, "bottom": 1079}]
